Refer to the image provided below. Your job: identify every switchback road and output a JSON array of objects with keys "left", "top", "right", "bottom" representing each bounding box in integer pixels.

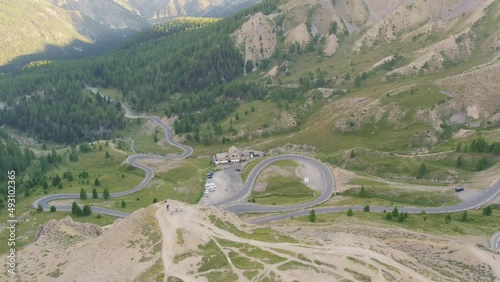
[
  {"left": 32, "top": 103, "right": 499, "bottom": 251},
  {"left": 32, "top": 105, "right": 192, "bottom": 213}
]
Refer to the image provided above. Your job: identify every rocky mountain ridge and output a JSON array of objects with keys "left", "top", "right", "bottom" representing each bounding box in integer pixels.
[{"left": 4, "top": 201, "right": 499, "bottom": 281}]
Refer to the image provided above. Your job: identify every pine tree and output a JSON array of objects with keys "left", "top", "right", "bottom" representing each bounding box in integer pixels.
[
  {"left": 153, "top": 197, "right": 158, "bottom": 203},
  {"left": 72, "top": 201, "right": 78, "bottom": 214},
  {"left": 456, "top": 155, "right": 463, "bottom": 167},
  {"left": 80, "top": 188, "right": 87, "bottom": 200},
  {"left": 417, "top": 163, "right": 427, "bottom": 178},
  {"left": 105, "top": 151, "right": 110, "bottom": 158},
  {"left": 482, "top": 205, "right": 493, "bottom": 216},
  {"left": 83, "top": 205, "right": 92, "bottom": 216},
  {"left": 392, "top": 207, "right": 399, "bottom": 217},
  {"left": 121, "top": 200, "right": 126, "bottom": 208},
  {"left": 92, "top": 188, "right": 98, "bottom": 199},
  {"left": 94, "top": 178, "right": 101, "bottom": 186},
  {"left": 445, "top": 214, "right": 452, "bottom": 223},
  {"left": 103, "top": 188, "right": 110, "bottom": 199},
  {"left": 398, "top": 213, "right": 405, "bottom": 222},
  {"left": 350, "top": 150, "right": 355, "bottom": 158},
  {"left": 50, "top": 206, "right": 56, "bottom": 212},
  {"left": 461, "top": 210, "right": 468, "bottom": 222},
  {"left": 363, "top": 205, "right": 370, "bottom": 212},
  {"left": 359, "top": 185, "right": 366, "bottom": 197},
  {"left": 308, "top": 209, "right": 317, "bottom": 222},
  {"left": 37, "top": 204, "right": 43, "bottom": 212},
  {"left": 75, "top": 205, "right": 83, "bottom": 217}
]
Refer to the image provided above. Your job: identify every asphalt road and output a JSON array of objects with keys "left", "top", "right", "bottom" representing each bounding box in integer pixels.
[
  {"left": 249, "top": 179, "right": 500, "bottom": 224},
  {"left": 212, "top": 154, "right": 335, "bottom": 214},
  {"left": 31, "top": 103, "right": 499, "bottom": 250},
  {"left": 491, "top": 231, "right": 500, "bottom": 254},
  {"left": 32, "top": 105, "right": 192, "bottom": 214}
]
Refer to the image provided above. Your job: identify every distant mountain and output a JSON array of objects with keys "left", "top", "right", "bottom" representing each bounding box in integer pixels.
[
  {"left": 0, "top": 0, "right": 258, "bottom": 71},
  {"left": 113, "top": 0, "right": 261, "bottom": 23}
]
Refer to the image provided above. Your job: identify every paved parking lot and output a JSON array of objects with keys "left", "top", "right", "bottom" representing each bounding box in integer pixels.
[{"left": 198, "top": 164, "right": 245, "bottom": 206}]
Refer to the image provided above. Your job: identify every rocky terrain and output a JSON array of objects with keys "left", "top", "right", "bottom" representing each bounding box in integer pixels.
[{"left": 4, "top": 202, "right": 498, "bottom": 281}]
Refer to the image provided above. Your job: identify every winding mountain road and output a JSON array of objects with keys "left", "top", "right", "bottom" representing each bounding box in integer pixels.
[
  {"left": 32, "top": 103, "right": 499, "bottom": 250},
  {"left": 32, "top": 105, "right": 192, "bottom": 214},
  {"left": 491, "top": 231, "right": 500, "bottom": 254}
]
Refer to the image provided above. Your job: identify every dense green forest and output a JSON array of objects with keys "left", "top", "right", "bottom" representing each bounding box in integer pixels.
[
  {"left": 0, "top": 129, "right": 34, "bottom": 183},
  {"left": 124, "top": 17, "right": 220, "bottom": 48},
  {"left": 0, "top": 0, "right": 280, "bottom": 143},
  {"left": 0, "top": 81, "right": 125, "bottom": 143},
  {"left": 0, "top": 129, "right": 35, "bottom": 208}
]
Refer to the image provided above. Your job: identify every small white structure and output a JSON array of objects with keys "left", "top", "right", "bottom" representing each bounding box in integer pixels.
[{"left": 304, "top": 177, "right": 309, "bottom": 184}]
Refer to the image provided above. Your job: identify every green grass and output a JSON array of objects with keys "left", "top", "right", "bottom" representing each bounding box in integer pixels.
[
  {"left": 173, "top": 250, "right": 198, "bottom": 264},
  {"left": 252, "top": 175, "right": 317, "bottom": 205},
  {"left": 197, "top": 239, "right": 231, "bottom": 272},
  {"left": 271, "top": 159, "right": 299, "bottom": 168},
  {"left": 293, "top": 209, "right": 500, "bottom": 237},
  {"left": 137, "top": 258, "right": 165, "bottom": 282},
  {"left": 176, "top": 229, "right": 185, "bottom": 246},
  {"left": 277, "top": 261, "right": 319, "bottom": 272},
  {"left": 75, "top": 157, "right": 210, "bottom": 212},
  {"left": 339, "top": 186, "right": 460, "bottom": 207},
  {"left": 348, "top": 177, "right": 388, "bottom": 186},
  {"left": 228, "top": 250, "right": 264, "bottom": 271},
  {"left": 0, "top": 144, "right": 143, "bottom": 254},
  {"left": 209, "top": 214, "right": 298, "bottom": 243},
  {"left": 119, "top": 119, "right": 183, "bottom": 155},
  {"left": 326, "top": 148, "right": 476, "bottom": 183},
  {"left": 45, "top": 143, "right": 144, "bottom": 194},
  {"left": 241, "top": 157, "right": 268, "bottom": 183}
]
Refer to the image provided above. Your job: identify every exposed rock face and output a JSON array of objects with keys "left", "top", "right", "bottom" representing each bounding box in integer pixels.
[
  {"left": 233, "top": 12, "right": 277, "bottom": 72},
  {"left": 34, "top": 216, "right": 102, "bottom": 241}
]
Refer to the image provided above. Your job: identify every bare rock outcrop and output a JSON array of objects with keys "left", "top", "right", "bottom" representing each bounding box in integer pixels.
[{"left": 34, "top": 216, "right": 102, "bottom": 241}]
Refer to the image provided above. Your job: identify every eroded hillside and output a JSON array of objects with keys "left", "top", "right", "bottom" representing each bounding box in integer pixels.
[{"left": 4, "top": 202, "right": 499, "bottom": 281}]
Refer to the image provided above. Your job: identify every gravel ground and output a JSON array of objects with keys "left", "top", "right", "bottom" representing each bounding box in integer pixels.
[{"left": 198, "top": 164, "right": 245, "bottom": 206}]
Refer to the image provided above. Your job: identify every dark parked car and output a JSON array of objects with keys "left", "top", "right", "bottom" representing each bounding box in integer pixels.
[{"left": 455, "top": 187, "right": 464, "bottom": 192}]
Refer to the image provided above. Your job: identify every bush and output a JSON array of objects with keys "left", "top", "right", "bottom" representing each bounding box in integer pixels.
[
  {"left": 37, "top": 204, "right": 43, "bottom": 213},
  {"left": 397, "top": 213, "right": 405, "bottom": 222},
  {"left": 347, "top": 208, "right": 353, "bottom": 216},
  {"left": 50, "top": 206, "right": 56, "bottom": 212},
  {"left": 309, "top": 209, "right": 317, "bottom": 222},
  {"left": 385, "top": 213, "right": 393, "bottom": 220},
  {"left": 482, "top": 205, "right": 492, "bottom": 216},
  {"left": 363, "top": 205, "right": 370, "bottom": 212}
]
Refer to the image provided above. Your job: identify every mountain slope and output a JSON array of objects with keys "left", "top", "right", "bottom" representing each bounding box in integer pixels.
[
  {"left": 0, "top": 0, "right": 261, "bottom": 71},
  {"left": 4, "top": 202, "right": 499, "bottom": 281},
  {"left": 114, "top": 0, "right": 261, "bottom": 22},
  {"left": 0, "top": 0, "right": 90, "bottom": 69}
]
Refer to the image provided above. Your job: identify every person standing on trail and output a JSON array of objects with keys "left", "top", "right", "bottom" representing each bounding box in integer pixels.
[{"left": 166, "top": 204, "right": 169, "bottom": 211}]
